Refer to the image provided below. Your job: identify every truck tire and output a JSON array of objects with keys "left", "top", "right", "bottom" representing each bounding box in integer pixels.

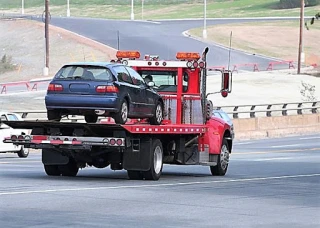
[
  {"left": 47, "top": 110, "right": 61, "bottom": 122},
  {"left": 210, "top": 138, "right": 230, "bottom": 176},
  {"left": 85, "top": 115, "right": 98, "bottom": 123},
  {"left": 143, "top": 139, "right": 163, "bottom": 181},
  {"left": 127, "top": 170, "right": 144, "bottom": 180},
  {"left": 17, "top": 147, "right": 29, "bottom": 158},
  {"left": 58, "top": 160, "right": 79, "bottom": 177},
  {"left": 149, "top": 102, "right": 163, "bottom": 125},
  {"left": 114, "top": 100, "right": 128, "bottom": 124},
  {"left": 44, "top": 164, "right": 61, "bottom": 176}
]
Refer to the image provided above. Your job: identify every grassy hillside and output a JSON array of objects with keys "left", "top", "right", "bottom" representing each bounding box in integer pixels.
[{"left": 0, "top": 0, "right": 319, "bottom": 20}]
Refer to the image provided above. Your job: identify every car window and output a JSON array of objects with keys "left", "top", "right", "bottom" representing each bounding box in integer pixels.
[
  {"left": 54, "top": 65, "right": 112, "bottom": 81},
  {"left": 113, "top": 66, "right": 133, "bottom": 84},
  {"left": 213, "top": 112, "right": 222, "bottom": 118},
  {"left": 125, "top": 66, "right": 145, "bottom": 86},
  {"left": 7, "top": 114, "right": 18, "bottom": 121},
  {"left": 219, "top": 112, "right": 232, "bottom": 122},
  {"left": 0, "top": 115, "right": 9, "bottom": 128}
]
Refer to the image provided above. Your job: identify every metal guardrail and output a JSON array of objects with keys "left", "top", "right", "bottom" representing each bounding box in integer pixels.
[
  {"left": 10, "top": 101, "right": 320, "bottom": 120},
  {"left": 215, "top": 101, "right": 319, "bottom": 119}
]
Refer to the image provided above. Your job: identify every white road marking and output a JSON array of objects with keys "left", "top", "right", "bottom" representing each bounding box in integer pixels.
[
  {"left": 0, "top": 173, "right": 319, "bottom": 196},
  {"left": 299, "top": 136, "right": 320, "bottom": 140},
  {"left": 252, "top": 157, "right": 294, "bottom": 161},
  {"left": 234, "top": 142, "right": 252, "bottom": 145},
  {"left": 272, "top": 144, "right": 301, "bottom": 148}
]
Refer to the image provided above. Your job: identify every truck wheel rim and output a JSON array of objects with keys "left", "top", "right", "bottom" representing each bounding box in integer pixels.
[
  {"left": 121, "top": 102, "right": 128, "bottom": 122},
  {"left": 156, "top": 105, "right": 162, "bottom": 123},
  {"left": 220, "top": 144, "right": 229, "bottom": 170},
  {"left": 154, "top": 146, "right": 162, "bottom": 174}
]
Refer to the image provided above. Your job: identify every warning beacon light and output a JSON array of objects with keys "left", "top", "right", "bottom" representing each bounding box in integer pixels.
[
  {"left": 176, "top": 52, "right": 201, "bottom": 61},
  {"left": 116, "top": 51, "right": 141, "bottom": 59}
]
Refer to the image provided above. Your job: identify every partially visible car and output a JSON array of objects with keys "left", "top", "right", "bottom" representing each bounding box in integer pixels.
[
  {"left": 212, "top": 109, "right": 235, "bottom": 140},
  {"left": 45, "top": 62, "right": 164, "bottom": 125},
  {"left": 0, "top": 112, "right": 30, "bottom": 158}
]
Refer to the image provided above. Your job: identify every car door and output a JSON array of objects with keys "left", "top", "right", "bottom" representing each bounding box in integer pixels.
[
  {"left": 0, "top": 114, "right": 15, "bottom": 152},
  {"left": 113, "top": 65, "right": 139, "bottom": 115},
  {"left": 125, "top": 66, "right": 154, "bottom": 116}
]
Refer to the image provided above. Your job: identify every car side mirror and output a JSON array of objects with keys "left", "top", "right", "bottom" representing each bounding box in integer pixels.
[
  {"left": 147, "top": 81, "right": 155, "bottom": 87},
  {"left": 221, "top": 70, "right": 232, "bottom": 97}
]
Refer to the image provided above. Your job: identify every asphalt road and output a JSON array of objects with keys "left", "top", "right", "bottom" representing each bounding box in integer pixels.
[
  {"left": 0, "top": 134, "right": 319, "bottom": 227},
  {"left": 44, "top": 17, "right": 291, "bottom": 70}
]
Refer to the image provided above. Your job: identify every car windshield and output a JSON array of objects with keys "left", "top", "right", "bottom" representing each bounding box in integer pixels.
[
  {"left": 139, "top": 70, "right": 188, "bottom": 92},
  {"left": 54, "top": 65, "right": 113, "bottom": 81}
]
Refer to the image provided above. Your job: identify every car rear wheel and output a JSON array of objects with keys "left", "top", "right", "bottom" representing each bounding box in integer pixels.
[
  {"left": 149, "top": 102, "right": 163, "bottom": 125},
  {"left": 114, "top": 100, "right": 128, "bottom": 124},
  {"left": 47, "top": 110, "right": 61, "bottom": 121},
  {"left": 85, "top": 115, "right": 98, "bottom": 123},
  {"left": 17, "top": 147, "right": 29, "bottom": 158}
]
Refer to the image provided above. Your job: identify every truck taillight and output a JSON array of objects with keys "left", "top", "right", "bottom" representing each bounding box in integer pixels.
[
  {"left": 48, "top": 83, "right": 63, "bottom": 92},
  {"left": 96, "top": 85, "right": 119, "bottom": 93}
]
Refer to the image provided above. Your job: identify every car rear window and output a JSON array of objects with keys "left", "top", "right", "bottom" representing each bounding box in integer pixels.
[{"left": 54, "top": 65, "right": 113, "bottom": 81}]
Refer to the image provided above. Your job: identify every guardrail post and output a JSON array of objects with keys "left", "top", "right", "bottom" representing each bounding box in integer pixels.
[
  {"left": 311, "top": 102, "right": 317, "bottom": 114},
  {"left": 250, "top": 105, "right": 256, "bottom": 118},
  {"left": 233, "top": 106, "right": 239, "bottom": 119},
  {"left": 297, "top": 103, "right": 303, "bottom": 115},
  {"left": 266, "top": 105, "right": 272, "bottom": 117},
  {"left": 282, "top": 104, "right": 288, "bottom": 116}
]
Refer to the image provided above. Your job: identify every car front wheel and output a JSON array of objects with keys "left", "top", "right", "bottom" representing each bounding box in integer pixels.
[
  {"left": 149, "top": 102, "right": 163, "bottom": 125},
  {"left": 114, "top": 100, "right": 128, "bottom": 124}
]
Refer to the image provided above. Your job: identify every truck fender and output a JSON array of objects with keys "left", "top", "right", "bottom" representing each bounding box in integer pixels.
[{"left": 42, "top": 148, "right": 69, "bottom": 165}]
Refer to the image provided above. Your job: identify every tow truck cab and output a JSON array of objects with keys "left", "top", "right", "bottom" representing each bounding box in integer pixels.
[{"left": 3, "top": 48, "right": 233, "bottom": 181}]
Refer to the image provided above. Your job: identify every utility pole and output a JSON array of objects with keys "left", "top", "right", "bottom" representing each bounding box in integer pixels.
[
  {"left": 44, "top": 0, "right": 50, "bottom": 76},
  {"left": 297, "top": 0, "right": 304, "bottom": 74},
  {"left": 131, "top": 0, "right": 134, "bottom": 20},
  {"left": 67, "top": 0, "right": 70, "bottom": 17},
  {"left": 203, "top": 0, "right": 207, "bottom": 39},
  {"left": 21, "top": 0, "right": 24, "bottom": 14}
]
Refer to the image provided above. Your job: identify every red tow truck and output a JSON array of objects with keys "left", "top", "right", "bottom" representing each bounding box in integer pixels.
[{"left": 2, "top": 47, "right": 233, "bottom": 181}]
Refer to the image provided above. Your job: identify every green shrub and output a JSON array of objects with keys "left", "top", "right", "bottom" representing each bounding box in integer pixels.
[
  {"left": 0, "top": 54, "right": 16, "bottom": 73},
  {"left": 279, "top": 0, "right": 320, "bottom": 9}
]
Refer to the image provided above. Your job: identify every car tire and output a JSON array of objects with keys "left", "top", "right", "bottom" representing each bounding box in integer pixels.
[
  {"left": 149, "top": 102, "right": 163, "bottom": 125},
  {"left": 114, "top": 100, "right": 128, "bottom": 124},
  {"left": 85, "top": 115, "right": 98, "bottom": 123},
  {"left": 210, "top": 138, "right": 230, "bottom": 176},
  {"left": 143, "top": 139, "right": 163, "bottom": 181},
  {"left": 44, "top": 164, "right": 61, "bottom": 176},
  {"left": 47, "top": 110, "right": 61, "bottom": 122},
  {"left": 17, "top": 147, "right": 29, "bottom": 158}
]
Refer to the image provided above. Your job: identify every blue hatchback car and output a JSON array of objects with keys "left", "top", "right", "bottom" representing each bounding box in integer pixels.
[{"left": 45, "top": 62, "right": 164, "bottom": 124}]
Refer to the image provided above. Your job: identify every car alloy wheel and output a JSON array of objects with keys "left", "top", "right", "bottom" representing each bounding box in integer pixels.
[{"left": 114, "top": 100, "right": 128, "bottom": 124}]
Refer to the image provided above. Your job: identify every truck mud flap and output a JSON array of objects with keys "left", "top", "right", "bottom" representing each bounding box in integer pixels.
[
  {"left": 123, "top": 137, "right": 152, "bottom": 171},
  {"left": 42, "top": 148, "right": 69, "bottom": 165}
]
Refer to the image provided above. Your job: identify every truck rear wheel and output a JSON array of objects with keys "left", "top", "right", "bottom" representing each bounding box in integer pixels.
[
  {"left": 210, "top": 138, "right": 230, "bottom": 176},
  {"left": 127, "top": 170, "right": 144, "bottom": 180},
  {"left": 44, "top": 164, "right": 61, "bottom": 176},
  {"left": 58, "top": 160, "right": 79, "bottom": 177},
  {"left": 143, "top": 139, "right": 163, "bottom": 180}
]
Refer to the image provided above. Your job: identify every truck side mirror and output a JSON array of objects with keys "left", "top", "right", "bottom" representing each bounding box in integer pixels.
[{"left": 221, "top": 70, "right": 232, "bottom": 97}]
